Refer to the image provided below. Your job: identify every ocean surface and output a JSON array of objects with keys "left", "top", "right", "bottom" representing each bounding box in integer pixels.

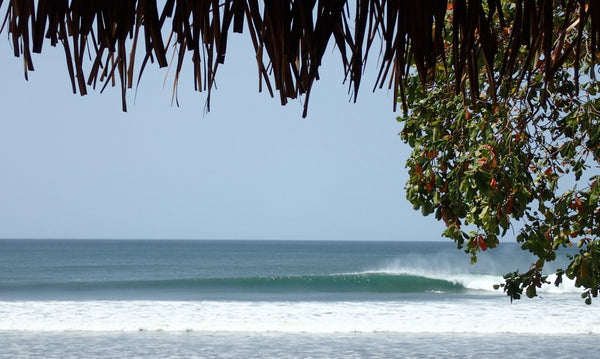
[{"left": 1, "top": 239, "right": 598, "bottom": 358}]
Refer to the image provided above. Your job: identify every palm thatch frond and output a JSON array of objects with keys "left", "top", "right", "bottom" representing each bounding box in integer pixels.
[{"left": 2, "top": 1, "right": 599, "bottom": 117}]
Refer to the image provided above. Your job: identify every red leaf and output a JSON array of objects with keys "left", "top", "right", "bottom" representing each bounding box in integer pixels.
[
  {"left": 506, "top": 197, "right": 514, "bottom": 214},
  {"left": 478, "top": 236, "right": 488, "bottom": 251},
  {"left": 574, "top": 196, "right": 583, "bottom": 212},
  {"left": 490, "top": 177, "right": 499, "bottom": 190}
]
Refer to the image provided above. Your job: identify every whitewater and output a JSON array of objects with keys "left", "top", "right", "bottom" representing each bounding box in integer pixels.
[{"left": 1, "top": 295, "right": 597, "bottom": 334}]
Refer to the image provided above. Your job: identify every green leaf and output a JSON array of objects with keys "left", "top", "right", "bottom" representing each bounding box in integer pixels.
[{"left": 526, "top": 285, "right": 537, "bottom": 299}]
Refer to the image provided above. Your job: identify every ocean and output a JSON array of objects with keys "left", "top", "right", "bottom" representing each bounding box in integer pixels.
[{"left": 1, "top": 239, "right": 598, "bottom": 358}]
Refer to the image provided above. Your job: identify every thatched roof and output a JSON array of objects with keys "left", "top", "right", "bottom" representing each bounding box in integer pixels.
[{"left": 2, "top": 1, "right": 599, "bottom": 117}]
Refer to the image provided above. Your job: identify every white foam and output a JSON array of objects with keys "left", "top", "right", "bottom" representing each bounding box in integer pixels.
[
  {"left": 442, "top": 272, "right": 583, "bottom": 295},
  {"left": 1, "top": 298, "right": 598, "bottom": 334},
  {"left": 368, "top": 266, "right": 504, "bottom": 293},
  {"left": 370, "top": 265, "right": 584, "bottom": 295},
  {"left": 539, "top": 274, "right": 582, "bottom": 294},
  {"left": 443, "top": 273, "right": 503, "bottom": 292}
]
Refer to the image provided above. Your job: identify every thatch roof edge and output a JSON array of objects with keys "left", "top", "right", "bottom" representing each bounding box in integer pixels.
[{"left": 2, "top": 1, "right": 599, "bottom": 117}]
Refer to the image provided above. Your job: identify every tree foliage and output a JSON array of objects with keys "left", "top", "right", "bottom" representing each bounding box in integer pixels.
[{"left": 399, "top": 1, "right": 600, "bottom": 304}]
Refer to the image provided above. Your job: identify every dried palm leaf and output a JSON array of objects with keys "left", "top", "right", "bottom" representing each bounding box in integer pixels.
[{"left": 1, "top": 0, "right": 598, "bottom": 117}]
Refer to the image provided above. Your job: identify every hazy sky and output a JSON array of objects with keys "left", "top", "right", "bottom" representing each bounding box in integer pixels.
[{"left": 0, "top": 30, "right": 444, "bottom": 241}]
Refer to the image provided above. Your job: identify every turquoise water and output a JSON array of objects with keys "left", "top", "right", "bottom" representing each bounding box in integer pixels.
[
  {"left": 1, "top": 239, "right": 598, "bottom": 358},
  {"left": 1, "top": 240, "right": 498, "bottom": 300},
  {"left": 0, "top": 239, "right": 559, "bottom": 299}
]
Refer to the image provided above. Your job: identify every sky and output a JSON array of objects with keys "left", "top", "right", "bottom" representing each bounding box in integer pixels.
[{"left": 0, "top": 27, "right": 445, "bottom": 241}]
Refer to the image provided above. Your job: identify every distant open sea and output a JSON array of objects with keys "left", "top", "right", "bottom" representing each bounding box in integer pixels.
[{"left": 1, "top": 239, "right": 598, "bottom": 358}]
